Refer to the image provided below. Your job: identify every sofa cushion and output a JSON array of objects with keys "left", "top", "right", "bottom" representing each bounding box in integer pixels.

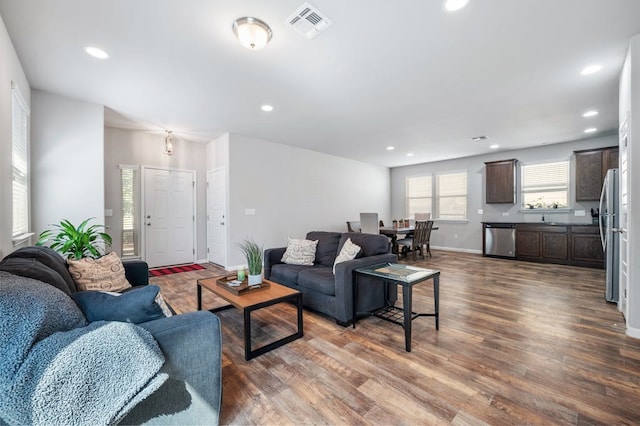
[
  {"left": 0, "top": 246, "right": 77, "bottom": 294},
  {"left": 333, "top": 238, "right": 361, "bottom": 274},
  {"left": 281, "top": 237, "right": 318, "bottom": 266},
  {"left": 270, "top": 264, "right": 308, "bottom": 287},
  {"left": 297, "top": 267, "right": 335, "bottom": 296},
  {"left": 338, "top": 233, "right": 390, "bottom": 257},
  {"left": 72, "top": 285, "right": 170, "bottom": 323},
  {"left": 67, "top": 252, "right": 132, "bottom": 292},
  {"left": 306, "top": 231, "right": 342, "bottom": 267}
]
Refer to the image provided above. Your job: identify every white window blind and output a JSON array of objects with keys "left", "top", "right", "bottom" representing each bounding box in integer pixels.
[
  {"left": 521, "top": 161, "right": 569, "bottom": 208},
  {"left": 12, "top": 82, "right": 30, "bottom": 238},
  {"left": 120, "top": 165, "right": 139, "bottom": 257},
  {"left": 406, "top": 176, "right": 432, "bottom": 218},
  {"left": 436, "top": 172, "right": 467, "bottom": 220}
]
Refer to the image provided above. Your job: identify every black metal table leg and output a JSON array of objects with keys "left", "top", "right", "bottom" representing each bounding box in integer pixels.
[
  {"left": 197, "top": 284, "right": 202, "bottom": 310},
  {"left": 403, "top": 284, "right": 413, "bottom": 352},
  {"left": 434, "top": 274, "right": 439, "bottom": 330},
  {"left": 352, "top": 274, "right": 359, "bottom": 328}
]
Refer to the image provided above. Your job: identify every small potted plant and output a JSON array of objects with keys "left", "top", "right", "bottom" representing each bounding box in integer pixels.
[
  {"left": 237, "top": 239, "right": 263, "bottom": 285},
  {"left": 37, "top": 218, "right": 112, "bottom": 259}
]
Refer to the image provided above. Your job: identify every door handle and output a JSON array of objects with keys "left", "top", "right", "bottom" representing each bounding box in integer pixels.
[
  {"left": 220, "top": 222, "right": 225, "bottom": 225},
  {"left": 147, "top": 223, "right": 151, "bottom": 226},
  {"left": 146, "top": 215, "right": 151, "bottom": 219},
  {"left": 612, "top": 228, "right": 626, "bottom": 234}
]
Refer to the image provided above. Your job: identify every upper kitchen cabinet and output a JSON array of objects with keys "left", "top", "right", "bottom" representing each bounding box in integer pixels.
[
  {"left": 574, "top": 146, "right": 619, "bottom": 201},
  {"left": 485, "top": 159, "right": 517, "bottom": 204}
]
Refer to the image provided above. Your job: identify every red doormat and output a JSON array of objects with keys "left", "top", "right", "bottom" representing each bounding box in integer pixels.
[{"left": 149, "top": 263, "right": 205, "bottom": 277}]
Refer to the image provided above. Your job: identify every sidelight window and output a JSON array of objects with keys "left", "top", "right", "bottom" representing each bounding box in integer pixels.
[
  {"left": 12, "top": 82, "right": 30, "bottom": 241},
  {"left": 120, "top": 165, "right": 139, "bottom": 257}
]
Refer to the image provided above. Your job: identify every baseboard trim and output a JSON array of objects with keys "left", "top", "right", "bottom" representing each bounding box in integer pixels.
[
  {"left": 626, "top": 325, "right": 640, "bottom": 339},
  {"left": 431, "top": 246, "right": 482, "bottom": 255}
]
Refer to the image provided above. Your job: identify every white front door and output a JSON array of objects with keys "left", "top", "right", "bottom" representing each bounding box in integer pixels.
[
  {"left": 207, "top": 168, "right": 227, "bottom": 266},
  {"left": 619, "top": 119, "right": 629, "bottom": 317},
  {"left": 143, "top": 167, "right": 195, "bottom": 268}
]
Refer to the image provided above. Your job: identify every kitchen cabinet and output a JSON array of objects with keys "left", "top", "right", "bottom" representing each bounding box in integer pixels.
[
  {"left": 485, "top": 159, "right": 517, "bottom": 204},
  {"left": 514, "top": 223, "right": 603, "bottom": 269},
  {"left": 574, "top": 146, "right": 619, "bottom": 201}
]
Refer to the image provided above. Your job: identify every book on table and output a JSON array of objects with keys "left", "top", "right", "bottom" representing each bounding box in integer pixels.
[{"left": 374, "top": 264, "right": 435, "bottom": 281}]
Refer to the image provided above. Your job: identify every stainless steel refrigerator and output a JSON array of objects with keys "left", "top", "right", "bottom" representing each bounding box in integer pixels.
[{"left": 599, "top": 168, "right": 619, "bottom": 303}]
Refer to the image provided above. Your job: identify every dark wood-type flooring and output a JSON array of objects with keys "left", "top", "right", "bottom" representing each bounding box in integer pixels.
[{"left": 150, "top": 251, "right": 640, "bottom": 425}]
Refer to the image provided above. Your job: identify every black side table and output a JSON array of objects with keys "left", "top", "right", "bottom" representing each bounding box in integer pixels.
[{"left": 353, "top": 263, "right": 440, "bottom": 352}]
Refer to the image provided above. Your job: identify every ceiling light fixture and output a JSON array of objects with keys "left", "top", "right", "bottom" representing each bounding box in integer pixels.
[
  {"left": 584, "top": 128, "right": 598, "bottom": 134},
  {"left": 580, "top": 64, "right": 602, "bottom": 75},
  {"left": 490, "top": 144, "right": 500, "bottom": 149},
  {"left": 164, "top": 130, "right": 174, "bottom": 156},
  {"left": 443, "top": 0, "right": 469, "bottom": 12},
  {"left": 407, "top": 153, "right": 414, "bottom": 157},
  {"left": 84, "top": 46, "right": 109, "bottom": 59},
  {"left": 261, "top": 104, "right": 274, "bottom": 112},
  {"left": 386, "top": 146, "right": 395, "bottom": 151},
  {"left": 582, "top": 110, "right": 599, "bottom": 117},
  {"left": 232, "top": 17, "right": 273, "bottom": 50}
]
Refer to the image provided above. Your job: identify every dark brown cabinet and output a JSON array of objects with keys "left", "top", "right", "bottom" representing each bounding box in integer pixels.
[
  {"left": 485, "top": 159, "right": 517, "bottom": 204},
  {"left": 575, "top": 146, "right": 619, "bottom": 201},
  {"left": 515, "top": 223, "right": 603, "bottom": 269}
]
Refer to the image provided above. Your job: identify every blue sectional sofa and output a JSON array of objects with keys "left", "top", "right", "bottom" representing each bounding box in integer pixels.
[{"left": 264, "top": 231, "right": 397, "bottom": 325}]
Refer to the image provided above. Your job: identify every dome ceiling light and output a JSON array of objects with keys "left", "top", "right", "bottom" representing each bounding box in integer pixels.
[{"left": 232, "top": 17, "right": 273, "bottom": 50}]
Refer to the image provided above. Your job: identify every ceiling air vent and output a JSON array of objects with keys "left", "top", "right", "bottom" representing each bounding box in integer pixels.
[
  {"left": 287, "top": 2, "right": 332, "bottom": 39},
  {"left": 472, "top": 136, "right": 488, "bottom": 142}
]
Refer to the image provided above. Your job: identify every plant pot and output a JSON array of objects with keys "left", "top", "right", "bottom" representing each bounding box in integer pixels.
[{"left": 248, "top": 274, "right": 262, "bottom": 285}]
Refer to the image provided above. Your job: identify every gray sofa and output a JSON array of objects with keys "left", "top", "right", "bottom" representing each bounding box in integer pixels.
[
  {"left": 0, "top": 246, "right": 222, "bottom": 425},
  {"left": 264, "top": 231, "right": 397, "bottom": 325}
]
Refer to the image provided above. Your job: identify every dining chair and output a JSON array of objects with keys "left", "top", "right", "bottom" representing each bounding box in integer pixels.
[
  {"left": 414, "top": 212, "right": 431, "bottom": 221},
  {"left": 346, "top": 221, "right": 361, "bottom": 233},
  {"left": 397, "top": 220, "right": 434, "bottom": 261}
]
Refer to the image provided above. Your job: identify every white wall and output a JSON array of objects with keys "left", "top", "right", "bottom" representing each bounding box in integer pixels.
[
  {"left": 30, "top": 90, "right": 104, "bottom": 236},
  {"left": 0, "top": 13, "right": 30, "bottom": 257},
  {"left": 391, "top": 134, "right": 618, "bottom": 253},
  {"left": 620, "top": 34, "right": 640, "bottom": 337},
  {"left": 104, "top": 127, "right": 208, "bottom": 260},
  {"left": 215, "top": 133, "right": 391, "bottom": 267}
]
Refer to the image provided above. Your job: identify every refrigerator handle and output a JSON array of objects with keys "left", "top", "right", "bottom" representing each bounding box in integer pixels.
[{"left": 599, "top": 174, "right": 607, "bottom": 250}]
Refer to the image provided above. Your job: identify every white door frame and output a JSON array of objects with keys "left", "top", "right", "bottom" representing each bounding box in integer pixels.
[
  {"left": 141, "top": 165, "right": 197, "bottom": 266},
  {"left": 207, "top": 167, "right": 228, "bottom": 267}
]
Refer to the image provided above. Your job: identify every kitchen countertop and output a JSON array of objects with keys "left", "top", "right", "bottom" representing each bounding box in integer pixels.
[{"left": 482, "top": 221, "right": 598, "bottom": 227}]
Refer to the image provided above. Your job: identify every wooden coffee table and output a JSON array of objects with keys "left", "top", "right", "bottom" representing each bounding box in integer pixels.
[{"left": 197, "top": 276, "right": 303, "bottom": 360}]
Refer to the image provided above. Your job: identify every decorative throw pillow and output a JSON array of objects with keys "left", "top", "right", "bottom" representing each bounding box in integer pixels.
[
  {"left": 281, "top": 237, "right": 319, "bottom": 266},
  {"left": 71, "top": 285, "right": 172, "bottom": 323},
  {"left": 333, "top": 238, "right": 361, "bottom": 274},
  {"left": 67, "top": 252, "right": 132, "bottom": 292}
]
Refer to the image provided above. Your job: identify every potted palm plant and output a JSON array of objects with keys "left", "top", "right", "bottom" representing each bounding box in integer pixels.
[
  {"left": 37, "top": 218, "right": 112, "bottom": 259},
  {"left": 237, "top": 239, "right": 263, "bottom": 285}
]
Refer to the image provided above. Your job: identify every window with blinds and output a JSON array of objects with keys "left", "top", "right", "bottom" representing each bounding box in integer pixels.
[
  {"left": 436, "top": 171, "right": 468, "bottom": 220},
  {"left": 120, "top": 166, "right": 139, "bottom": 257},
  {"left": 521, "top": 161, "right": 569, "bottom": 209},
  {"left": 406, "top": 176, "right": 432, "bottom": 218},
  {"left": 12, "top": 83, "right": 30, "bottom": 238}
]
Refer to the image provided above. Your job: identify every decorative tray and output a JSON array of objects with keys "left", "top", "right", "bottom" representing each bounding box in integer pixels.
[{"left": 215, "top": 276, "right": 270, "bottom": 295}]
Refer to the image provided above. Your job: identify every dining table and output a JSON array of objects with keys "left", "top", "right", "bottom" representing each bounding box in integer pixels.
[{"left": 379, "top": 225, "right": 438, "bottom": 254}]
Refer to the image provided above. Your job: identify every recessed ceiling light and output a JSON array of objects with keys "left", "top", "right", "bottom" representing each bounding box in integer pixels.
[
  {"left": 407, "top": 153, "right": 414, "bottom": 157},
  {"left": 261, "top": 104, "right": 274, "bottom": 112},
  {"left": 84, "top": 46, "right": 109, "bottom": 59},
  {"left": 584, "top": 127, "right": 598, "bottom": 134},
  {"left": 580, "top": 64, "right": 602, "bottom": 75},
  {"left": 582, "top": 110, "right": 599, "bottom": 118},
  {"left": 386, "top": 146, "right": 395, "bottom": 151},
  {"left": 490, "top": 144, "right": 499, "bottom": 149},
  {"left": 443, "top": 0, "right": 469, "bottom": 12}
]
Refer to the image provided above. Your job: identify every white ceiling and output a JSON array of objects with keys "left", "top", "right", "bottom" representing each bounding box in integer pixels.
[{"left": 1, "top": 0, "right": 639, "bottom": 167}]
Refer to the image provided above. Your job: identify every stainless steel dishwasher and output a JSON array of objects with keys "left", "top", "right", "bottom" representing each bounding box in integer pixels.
[{"left": 484, "top": 223, "right": 516, "bottom": 258}]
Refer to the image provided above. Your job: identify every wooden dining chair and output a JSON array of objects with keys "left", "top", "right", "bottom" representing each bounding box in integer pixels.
[{"left": 397, "top": 220, "right": 434, "bottom": 261}]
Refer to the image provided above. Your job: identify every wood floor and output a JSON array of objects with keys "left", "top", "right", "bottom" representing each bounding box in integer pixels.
[{"left": 150, "top": 251, "right": 640, "bottom": 425}]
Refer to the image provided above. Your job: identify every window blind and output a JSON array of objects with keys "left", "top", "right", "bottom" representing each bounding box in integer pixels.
[
  {"left": 120, "top": 166, "right": 139, "bottom": 257},
  {"left": 436, "top": 172, "right": 467, "bottom": 220},
  {"left": 521, "top": 161, "right": 569, "bottom": 208},
  {"left": 406, "top": 176, "right": 432, "bottom": 218},
  {"left": 12, "top": 83, "right": 30, "bottom": 238}
]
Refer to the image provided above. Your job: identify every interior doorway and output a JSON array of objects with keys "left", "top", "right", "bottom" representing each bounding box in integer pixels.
[
  {"left": 143, "top": 167, "right": 195, "bottom": 268},
  {"left": 207, "top": 167, "right": 227, "bottom": 267}
]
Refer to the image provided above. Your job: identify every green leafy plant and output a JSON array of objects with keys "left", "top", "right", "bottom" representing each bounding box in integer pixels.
[
  {"left": 237, "top": 239, "right": 263, "bottom": 275},
  {"left": 37, "top": 218, "right": 112, "bottom": 260}
]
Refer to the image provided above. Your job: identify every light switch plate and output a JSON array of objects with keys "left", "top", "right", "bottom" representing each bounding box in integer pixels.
[
  {"left": 574, "top": 210, "right": 586, "bottom": 216},
  {"left": 502, "top": 212, "right": 509, "bottom": 216},
  {"left": 477, "top": 209, "right": 483, "bottom": 214}
]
